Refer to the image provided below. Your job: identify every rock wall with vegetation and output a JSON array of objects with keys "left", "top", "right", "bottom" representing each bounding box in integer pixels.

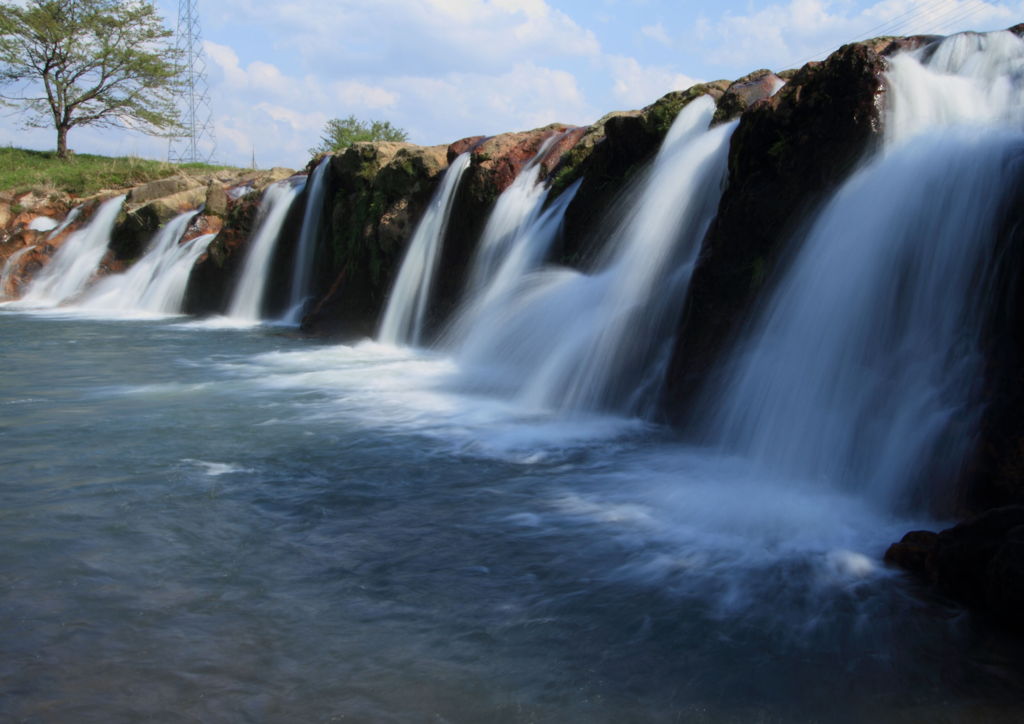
[{"left": 298, "top": 142, "right": 449, "bottom": 338}]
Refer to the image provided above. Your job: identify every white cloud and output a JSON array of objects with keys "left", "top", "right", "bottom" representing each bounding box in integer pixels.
[
  {"left": 215, "top": 0, "right": 600, "bottom": 75},
  {"left": 698, "top": 0, "right": 1016, "bottom": 72},
  {"left": 388, "top": 62, "right": 597, "bottom": 143},
  {"left": 331, "top": 82, "right": 400, "bottom": 110},
  {"left": 607, "top": 56, "right": 702, "bottom": 107},
  {"left": 641, "top": 22, "right": 672, "bottom": 46}
]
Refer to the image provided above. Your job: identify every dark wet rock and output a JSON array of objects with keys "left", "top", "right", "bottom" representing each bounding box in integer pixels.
[
  {"left": 663, "top": 37, "right": 934, "bottom": 424},
  {"left": 884, "top": 530, "right": 939, "bottom": 576},
  {"left": 887, "top": 507, "right": 1024, "bottom": 632},
  {"left": 302, "top": 125, "right": 585, "bottom": 341},
  {"left": 425, "top": 124, "right": 579, "bottom": 338},
  {"left": 299, "top": 143, "right": 449, "bottom": 338},
  {"left": 550, "top": 83, "right": 730, "bottom": 268}
]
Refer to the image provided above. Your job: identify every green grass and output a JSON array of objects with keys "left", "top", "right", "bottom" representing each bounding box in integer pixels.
[{"left": 0, "top": 146, "right": 246, "bottom": 197}]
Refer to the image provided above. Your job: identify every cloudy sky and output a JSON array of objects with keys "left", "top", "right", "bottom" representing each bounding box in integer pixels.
[{"left": 1, "top": 0, "right": 1019, "bottom": 168}]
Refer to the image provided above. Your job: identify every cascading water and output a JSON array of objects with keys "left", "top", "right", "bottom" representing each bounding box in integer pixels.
[
  {"left": 1, "top": 205, "right": 85, "bottom": 299},
  {"left": 226, "top": 179, "right": 304, "bottom": 323},
  {"left": 443, "top": 178, "right": 580, "bottom": 357},
  {"left": 704, "top": 30, "right": 1024, "bottom": 511},
  {"left": 378, "top": 152, "right": 471, "bottom": 346},
  {"left": 462, "top": 138, "right": 557, "bottom": 299},
  {"left": 46, "top": 204, "right": 83, "bottom": 240},
  {"left": 18, "top": 195, "right": 126, "bottom": 306},
  {"left": 282, "top": 158, "right": 330, "bottom": 324},
  {"left": 0, "top": 246, "right": 34, "bottom": 298},
  {"left": 453, "top": 96, "right": 734, "bottom": 416},
  {"left": 79, "top": 211, "right": 199, "bottom": 314}
]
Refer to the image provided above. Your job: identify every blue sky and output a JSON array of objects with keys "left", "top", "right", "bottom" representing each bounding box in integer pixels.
[{"left": 1, "top": 0, "right": 1019, "bottom": 168}]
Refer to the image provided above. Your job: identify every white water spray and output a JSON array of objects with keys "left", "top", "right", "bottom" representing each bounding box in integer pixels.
[
  {"left": 463, "top": 139, "right": 558, "bottom": 299},
  {"left": 453, "top": 97, "right": 734, "bottom": 416},
  {"left": 227, "top": 180, "right": 304, "bottom": 322},
  {"left": 704, "top": 30, "right": 1024, "bottom": 511},
  {"left": 78, "top": 212, "right": 212, "bottom": 315},
  {"left": 282, "top": 158, "right": 330, "bottom": 324},
  {"left": 1, "top": 246, "right": 34, "bottom": 298},
  {"left": 19, "top": 195, "right": 126, "bottom": 306},
  {"left": 378, "top": 152, "right": 471, "bottom": 346}
]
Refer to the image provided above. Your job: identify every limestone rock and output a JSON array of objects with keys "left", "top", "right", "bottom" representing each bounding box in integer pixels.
[
  {"left": 128, "top": 175, "right": 201, "bottom": 205},
  {"left": 205, "top": 182, "right": 229, "bottom": 218}
]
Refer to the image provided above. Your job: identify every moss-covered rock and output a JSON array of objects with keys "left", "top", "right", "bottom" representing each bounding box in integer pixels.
[{"left": 299, "top": 143, "right": 448, "bottom": 338}]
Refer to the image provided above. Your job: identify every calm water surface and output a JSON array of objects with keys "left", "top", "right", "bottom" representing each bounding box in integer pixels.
[{"left": 1, "top": 310, "right": 1022, "bottom": 722}]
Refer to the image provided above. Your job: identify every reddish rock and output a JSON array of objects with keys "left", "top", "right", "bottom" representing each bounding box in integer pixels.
[
  {"left": 447, "top": 136, "right": 487, "bottom": 163},
  {"left": 713, "top": 69, "right": 785, "bottom": 124},
  {"left": 469, "top": 124, "right": 577, "bottom": 197},
  {"left": 182, "top": 214, "right": 223, "bottom": 243}
]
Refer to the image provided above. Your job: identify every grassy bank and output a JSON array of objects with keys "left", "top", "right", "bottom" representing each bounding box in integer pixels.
[{"left": 0, "top": 147, "right": 245, "bottom": 196}]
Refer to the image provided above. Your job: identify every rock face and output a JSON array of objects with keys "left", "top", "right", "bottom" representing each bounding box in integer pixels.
[
  {"left": 0, "top": 193, "right": 91, "bottom": 297},
  {"left": 886, "top": 507, "right": 1024, "bottom": 632},
  {"left": 110, "top": 169, "right": 285, "bottom": 264},
  {"left": 550, "top": 84, "right": 730, "bottom": 267},
  {"left": 301, "top": 126, "right": 585, "bottom": 340},
  {"left": 428, "top": 124, "right": 581, "bottom": 337},
  {"left": 299, "top": 143, "right": 449, "bottom": 338},
  {"left": 662, "top": 36, "right": 934, "bottom": 424},
  {"left": 180, "top": 166, "right": 301, "bottom": 316}
]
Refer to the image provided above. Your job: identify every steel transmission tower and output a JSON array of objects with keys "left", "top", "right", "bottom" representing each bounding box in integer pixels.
[{"left": 168, "top": 0, "right": 216, "bottom": 163}]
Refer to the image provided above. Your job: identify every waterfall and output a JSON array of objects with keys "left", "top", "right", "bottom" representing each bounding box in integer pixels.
[
  {"left": 226, "top": 180, "right": 304, "bottom": 322},
  {"left": 463, "top": 137, "right": 558, "bottom": 298},
  {"left": 1, "top": 246, "right": 34, "bottom": 298},
  {"left": 19, "top": 195, "right": 126, "bottom": 306},
  {"left": 282, "top": 158, "right": 330, "bottom": 324},
  {"left": 703, "top": 30, "right": 1024, "bottom": 511},
  {"left": 453, "top": 96, "right": 734, "bottom": 416},
  {"left": 378, "top": 152, "right": 471, "bottom": 346},
  {"left": 444, "top": 177, "right": 580, "bottom": 354},
  {"left": 78, "top": 212, "right": 213, "bottom": 315},
  {"left": 46, "top": 204, "right": 83, "bottom": 239}
]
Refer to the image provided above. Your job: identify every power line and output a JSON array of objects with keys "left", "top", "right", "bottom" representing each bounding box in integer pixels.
[
  {"left": 168, "top": 0, "right": 217, "bottom": 164},
  {"left": 780, "top": 0, "right": 997, "bottom": 71}
]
